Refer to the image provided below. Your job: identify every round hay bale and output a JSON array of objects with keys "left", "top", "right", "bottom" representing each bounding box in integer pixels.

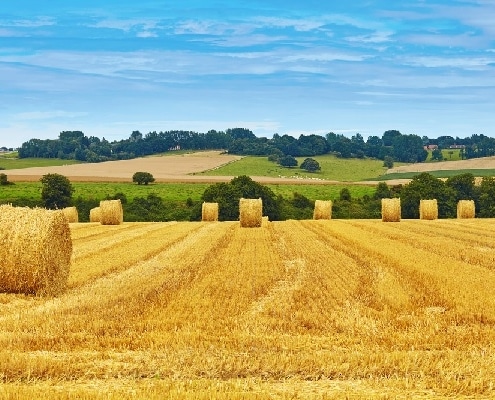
[
  {"left": 239, "top": 198, "right": 262, "bottom": 228},
  {"left": 419, "top": 199, "right": 438, "bottom": 220},
  {"left": 202, "top": 202, "right": 219, "bottom": 222},
  {"left": 381, "top": 198, "right": 401, "bottom": 222},
  {"left": 313, "top": 200, "right": 332, "bottom": 220},
  {"left": 62, "top": 206, "right": 78, "bottom": 223},
  {"left": 0, "top": 205, "right": 72, "bottom": 296},
  {"left": 457, "top": 200, "right": 475, "bottom": 219},
  {"left": 89, "top": 207, "right": 101, "bottom": 223},
  {"left": 99, "top": 200, "right": 123, "bottom": 225}
]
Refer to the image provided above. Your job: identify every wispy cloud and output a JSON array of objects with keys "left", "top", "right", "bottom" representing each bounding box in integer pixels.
[
  {"left": 14, "top": 111, "right": 88, "bottom": 121},
  {"left": 346, "top": 31, "right": 394, "bottom": 44},
  {"left": 402, "top": 55, "right": 495, "bottom": 70},
  {"left": 7, "top": 17, "right": 56, "bottom": 28},
  {"left": 88, "top": 18, "right": 160, "bottom": 32},
  {"left": 1, "top": 1, "right": 494, "bottom": 148},
  {"left": 403, "top": 32, "right": 486, "bottom": 49}
]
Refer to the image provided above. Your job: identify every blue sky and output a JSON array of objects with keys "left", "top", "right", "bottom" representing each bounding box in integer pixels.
[{"left": 1, "top": 1, "right": 494, "bottom": 148}]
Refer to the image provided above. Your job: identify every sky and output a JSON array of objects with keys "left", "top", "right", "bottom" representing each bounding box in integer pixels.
[{"left": 1, "top": 1, "right": 494, "bottom": 148}]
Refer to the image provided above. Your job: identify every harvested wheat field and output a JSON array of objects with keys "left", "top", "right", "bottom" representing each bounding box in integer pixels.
[{"left": 1, "top": 219, "right": 495, "bottom": 399}]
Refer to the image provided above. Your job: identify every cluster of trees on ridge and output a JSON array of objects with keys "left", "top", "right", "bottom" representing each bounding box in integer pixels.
[
  {"left": 17, "top": 129, "right": 495, "bottom": 164},
  {"left": 6, "top": 172, "right": 495, "bottom": 222}
]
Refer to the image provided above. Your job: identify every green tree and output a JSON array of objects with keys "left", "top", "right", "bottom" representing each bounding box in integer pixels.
[
  {"left": 445, "top": 173, "right": 477, "bottom": 202},
  {"left": 339, "top": 187, "right": 352, "bottom": 201},
  {"left": 478, "top": 177, "right": 495, "bottom": 217},
  {"left": 431, "top": 148, "right": 443, "bottom": 161},
  {"left": 192, "top": 175, "right": 280, "bottom": 221},
  {"left": 382, "top": 130, "right": 402, "bottom": 147},
  {"left": 126, "top": 193, "right": 165, "bottom": 221},
  {"left": 279, "top": 155, "right": 298, "bottom": 168},
  {"left": 300, "top": 157, "right": 320, "bottom": 172},
  {"left": 373, "top": 182, "right": 392, "bottom": 200},
  {"left": 40, "top": 173, "right": 74, "bottom": 209},
  {"left": 400, "top": 172, "right": 455, "bottom": 218},
  {"left": 291, "top": 192, "right": 313, "bottom": 208},
  {"left": 0, "top": 173, "right": 9, "bottom": 185},
  {"left": 132, "top": 171, "right": 155, "bottom": 185},
  {"left": 392, "top": 134, "right": 428, "bottom": 163},
  {"left": 383, "top": 156, "right": 394, "bottom": 168}
]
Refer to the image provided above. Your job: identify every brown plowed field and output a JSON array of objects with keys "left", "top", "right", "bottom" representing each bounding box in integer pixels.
[
  {"left": 5, "top": 151, "right": 242, "bottom": 183},
  {"left": 4, "top": 151, "right": 344, "bottom": 185}
]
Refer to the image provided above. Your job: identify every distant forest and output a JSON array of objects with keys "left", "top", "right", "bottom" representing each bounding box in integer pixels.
[{"left": 17, "top": 128, "right": 495, "bottom": 163}]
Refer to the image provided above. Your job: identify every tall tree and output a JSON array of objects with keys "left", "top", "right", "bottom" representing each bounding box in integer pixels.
[
  {"left": 400, "top": 173, "right": 455, "bottom": 218},
  {"left": 392, "top": 134, "right": 428, "bottom": 163},
  {"left": 40, "top": 173, "right": 74, "bottom": 209}
]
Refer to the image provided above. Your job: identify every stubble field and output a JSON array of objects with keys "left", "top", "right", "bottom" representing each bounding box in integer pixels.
[{"left": 2, "top": 218, "right": 495, "bottom": 399}]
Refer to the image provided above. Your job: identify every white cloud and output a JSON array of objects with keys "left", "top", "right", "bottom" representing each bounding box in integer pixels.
[
  {"left": 201, "top": 34, "right": 288, "bottom": 47},
  {"left": 8, "top": 17, "right": 56, "bottom": 28},
  {"left": 281, "top": 50, "right": 369, "bottom": 63},
  {"left": 403, "top": 32, "right": 486, "bottom": 49},
  {"left": 174, "top": 20, "right": 254, "bottom": 36},
  {"left": 403, "top": 55, "right": 495, "bottom": 70},
  {"left": 136, "top": 31, "right": 158, "bottom": 38},
  {"left": 88, "top": 18, "right": 160, "bottom": 34},
  {"left": 346, "top": 31, "right": 394, "bottom": 44},
  {"left": 253, "top": 16, "right": 326, "bottom": 32},
  {"left": 14, "top": 111, "right": 88, "bottom": 121}
]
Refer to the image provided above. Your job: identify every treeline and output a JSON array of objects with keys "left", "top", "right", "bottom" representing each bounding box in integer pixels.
[{"left": 18, "top": 129, "right": 495, "bottom": 164}]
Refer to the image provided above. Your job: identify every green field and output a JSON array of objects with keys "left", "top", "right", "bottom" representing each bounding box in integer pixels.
[
  {"left": 378, "top": 169, "right": 495, "bottom": 181},
  {"left": 0, "top": 156, "right": 81, "bottom": 169},
  {"left": 425, "top": 148, "right": 462, "bottom": 162},
  {"left": 0, "top": 181, "right": 376, "bottom": 204},
  {"left": 199, "top": 154, "right": 387, "bottom": 182}
]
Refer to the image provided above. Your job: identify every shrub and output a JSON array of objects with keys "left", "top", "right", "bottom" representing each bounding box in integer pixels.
[
  {"left": 132, "top": 171, "right": 155, "bottom": 185},
  {"left": 300, "top": 158, "right": 321, "bottom": 172}
]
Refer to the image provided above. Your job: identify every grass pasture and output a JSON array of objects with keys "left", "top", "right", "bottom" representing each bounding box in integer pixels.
[
  {"left": 378, "top": 169, "right": 495, "bottom": 181},
  {"left": 199, "top": 154, "right": 387, "bottom": 182},
  {"left": 0, "top": 156, "right": 81, "bottom": 169},
  {"left": 425, "top": 148, "right": 462, "bottom": 162},
  {"left": 0, "top": 181, "right": 375, "bottom": 205},
  {"left": 1, "top": 219, "right": 495, "bottom": 398}
]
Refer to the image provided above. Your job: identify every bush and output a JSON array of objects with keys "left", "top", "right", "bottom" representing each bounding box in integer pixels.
[
  {"left": 191, "top": 175, "right": 280, "bottom": 221},
  {"left": 300, "top": 158, "right": 320, "bottom": 172},
  {"left": 40, "top": 173, "right": 74, "bottom": 209},
  {"left": 0, "top": 173, "right": 10, "bottom": 185},
  {"left": 279, "top": 155, "right": 298, "bottom": 168},
  {"left": 132, "top": 171, "right": 155, "bottom": 185},
  {"left": 383, "top": 156, "right": 394, "bottom": 168}
]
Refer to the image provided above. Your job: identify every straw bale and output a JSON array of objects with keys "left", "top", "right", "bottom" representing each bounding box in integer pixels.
[
  {"left": 0, "top": 205, "right": 72, "bottom": 296},
  {"left": 313, "top": 200, "right": 332, "bottom": 220},
  {"left": 419, "top": 199, "right": 438, "bottom": 220},
  {"left": 100, "top": 200, "right": 123, "bottom": 225},
  {"left": 457, "top": 200, "right": 475, "bottom": 219},
  {"left": 381, "top": 198, "right": 401, "bottom": 222},
  {"left": 89, "top": 207, "right": 101, "bottom": 223},
  {"left": 239, "top": 198, "right": 262, "bottom": 227},
  {"left": 202, "top": 202, "right": 219, "bottom": 222},
  {"left": 62, "top": 206, "right": 78, "bottom": 223}
]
